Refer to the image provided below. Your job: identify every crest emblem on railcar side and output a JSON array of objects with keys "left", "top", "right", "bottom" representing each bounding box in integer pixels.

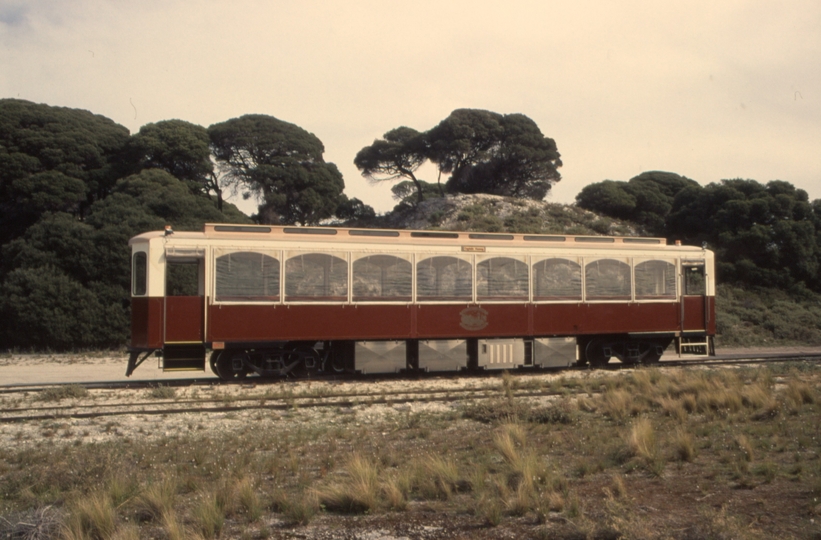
[{"left": 460, "top": 307, "right": 488, "bottom": 331}]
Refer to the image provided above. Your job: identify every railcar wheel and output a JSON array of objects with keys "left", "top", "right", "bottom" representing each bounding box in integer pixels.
[
  {"left": 209, "top": 351, "right": 221, "bottom": 377},
  {"left": 215, "top": 350, "right": 249, "bottom": 381},
  {"left": 640, "top": 343, "right": 662, "bottom": 366},
  {"left": 286, "top": 345, "right": 321, "bottom": 378},
  {"left": 585, "top": 338, "right": 612, "bottom": 368}
]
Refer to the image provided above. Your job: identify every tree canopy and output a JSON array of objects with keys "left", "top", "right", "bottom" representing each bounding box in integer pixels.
[
  {"left": 576, "top": 171, "right": 698, "bottom": 235},
  {"left": 666, "top": 179, "right": 820, "bottom": 290},
  {"left": 355, "top": 109, "right": 562, "bottom": 204},
  {"left": 429, "top": 110, "right": 562, "bottom": 199},
  {"left": 127, "top": 119, "right": 219, "bottom": 206},
  {"left": 0, "top": 99, "right": 131, "bottom": 245},
  {"left": 354, "top": 127, "right": 428, "bottom": 205},
  {"left": 209, "top": 114, "right": 345, "bottom": 225},
  {"left": 0, "top": 100, "right": 256, "bottom": 350},
  {"left": 578, "top": 171, "right": 821, "bottom": 292}
]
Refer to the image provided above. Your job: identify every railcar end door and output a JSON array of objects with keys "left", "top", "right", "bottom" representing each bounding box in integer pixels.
[
  {"left": 681, "top": 261, "right": 707, "bottom": 331},
  {"left": 164, "top": 257, "right": 205, "bottom": 342}
]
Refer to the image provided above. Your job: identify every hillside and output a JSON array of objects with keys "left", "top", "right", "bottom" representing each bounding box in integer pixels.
[{"left": 367, "top": 194, "right": 640, "bottom": 236}]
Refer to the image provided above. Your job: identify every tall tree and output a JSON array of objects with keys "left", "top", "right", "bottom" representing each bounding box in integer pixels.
[
  {"left": 576, "top": 171, "right": 698, "bottom": 235},
  {"left": 428, "top": 109, "right": 562, "bottom": 199},
  {"left": 0, "top": 98, "right": 130, "bottom": 244},
  {"left": 209, "top": 114, "right": 344, "bottom": 225},
  {"left": 354, "top": 127, "right": 429, "bottom": 205},
  {"left": 0, "top": 169, "right": 250, "bottom": 350},
  {"left": 666, "top": 179, "right": 820, "bottom": 289},
  {"left": 127, "top": 119, "right": 223, "bottom": 207}
]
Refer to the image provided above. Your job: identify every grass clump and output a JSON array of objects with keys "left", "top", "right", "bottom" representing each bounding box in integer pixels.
[
  {"left": 148, "top": 384, "right": 177, "bottom": 399},
  {"left": 135, "top": 476, "right": 178, "bottom": 522},
  {"left": 626, "top": 418, "right": 664, "bottom": 476},
  {"left": 61, "top": 491, "right": 117, "bottom": 540},
  {"left": 314, "top": 454, "right": 381, "bottom": 513},
  {"left": 36, "top": 384, "right": 88, "bottom": 402},
  {"left": 191, "top": 489, "right": 225, "bottom": 539}
]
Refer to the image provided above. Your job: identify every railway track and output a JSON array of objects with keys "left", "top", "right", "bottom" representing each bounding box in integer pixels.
[{"left": 1, "top": 352, "right": 819, "bottom": 425}]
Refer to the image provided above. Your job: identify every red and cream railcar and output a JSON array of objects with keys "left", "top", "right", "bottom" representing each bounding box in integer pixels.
[{"left": 127, "top": 224, "right": 715, "bottom": 380}]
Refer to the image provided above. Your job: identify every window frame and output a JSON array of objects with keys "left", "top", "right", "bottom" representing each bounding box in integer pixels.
[
  {"left": 132, "top": 251, "right": 148, "bottom": 296},
  {"left": 415, "top": 253, "right": 474, "bottom": 303},
  {"left": 213, "top": 249, "right": 282, "bottom": 304},
  {"left": 284, "top": 251, "right": 350, "bottom": 304},
  {"left": 351, "top": 252, "right": 413, "bottom": 304}
]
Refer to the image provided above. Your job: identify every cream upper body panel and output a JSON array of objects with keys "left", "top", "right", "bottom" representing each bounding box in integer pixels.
[{"left": 130, "top": 224, "right": 716, "bottom": 298}]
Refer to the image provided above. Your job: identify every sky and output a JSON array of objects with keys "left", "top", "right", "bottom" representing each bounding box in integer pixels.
[{"left": 1, "top": 0, "right": 820, "bottom": 214}]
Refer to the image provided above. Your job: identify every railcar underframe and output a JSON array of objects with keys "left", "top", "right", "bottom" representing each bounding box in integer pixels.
[{"left": 127, "top": 224, "right": 716, "bottom": 380}]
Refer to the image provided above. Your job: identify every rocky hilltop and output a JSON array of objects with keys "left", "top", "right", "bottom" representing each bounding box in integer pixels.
[{"left": 364, "top": 193, "right": 641, "bottom": 237}]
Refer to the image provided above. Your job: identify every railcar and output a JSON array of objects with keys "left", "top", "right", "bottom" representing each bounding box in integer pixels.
[{"left": 127, "top": 224, "right": 715, "bottom": 380}]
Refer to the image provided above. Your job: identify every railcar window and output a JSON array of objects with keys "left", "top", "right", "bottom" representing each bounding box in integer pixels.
[
  {"left": 285, "top": 253, "right": 348, "bottom": 302},
  {"left": 132, "top": 252, "right": 147, "bottom": 296},
  {"left": 353, "top": 255, "right": 412, "bottom": 301},
  {"left": 215, "top": 252, "right": 280, "bottom": 301},
  {"left": 684, "top": 264, "right": 706, "bottom": 295},
  {"left": 416, "top": 256, "right": 472, "bottom": 301},
  {"left": 166, "top": 262, "right": 200, "bottom": 297},
  {"left": 635, "top": 260, "right": 676, "bottom": 299},
  {"left": 585, "top": 259, "right": 631, "bottom": 300},
  {"left": 477, "top": 257, "right": 528, "bottom": 300},
  {"left": 532, "top": 258, "right": 581, "bottom": 300}
]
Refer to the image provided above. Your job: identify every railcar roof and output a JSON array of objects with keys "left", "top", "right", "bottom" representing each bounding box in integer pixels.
[{"left": 130, "top": 223, "right": 710, "bottom": 252}]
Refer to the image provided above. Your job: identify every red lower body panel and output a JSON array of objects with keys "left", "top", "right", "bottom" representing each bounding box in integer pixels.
[
  {"left": 206, "top": 301, "right": 710, "bottom": 343},
  {"left": 131, "top": 297, "right": 163, "bottom": 348}
]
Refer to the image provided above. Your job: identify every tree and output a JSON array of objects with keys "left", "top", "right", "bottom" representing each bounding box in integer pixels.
[
  {"left": 127, "top": 120, "right": 223, "bottom": 207},
  {"left": 354, "top": 127, "right": 429, "bottom": 205},
  {"left": 390, "top": 179, "right": 443, "bottom": 207},
  {"left": 0, "top": 98, "right": 131, "bottom": 244},
  {"left": 334, "top": 194, "right": 376, "bottom": 223},
  {"left": 666, "top": 179, "right": 820, "bottom": 289},
  {"left": 428, "top": 109, "right": 562, "bottom": 199},
  {"left": 209, "top": 114, "right": 345, "bottom": 225},
  {"left": 355, "top": 109, "right": 562, "bottom": 204},
  {"left": 0, "top": 169, "right": 251, "bottom": 350},
  {"left": 576, "top": 171, "right": 698, "bottom": 235}
]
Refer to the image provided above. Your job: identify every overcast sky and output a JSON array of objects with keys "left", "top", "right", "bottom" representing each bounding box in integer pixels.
[{"left": 2, "top": 0, "right": 819, "bottom": 214}]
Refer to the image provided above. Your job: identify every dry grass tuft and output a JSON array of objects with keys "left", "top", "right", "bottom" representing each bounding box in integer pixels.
[
  {"left": 600, "top": 388, "right": 643, "bottom": 421},
  {"left": 736, "top": 434, "right": 755, "bottom": 462},
  {"left": 785, "top": 380, "right": 815, "bottom": 409},
  {"left": 415, "top": 454, "right": 462, "bottom": 500},
  {"left": 191, "top": 489, "right": 225, "bottom": 539},
  {"left": 314, "top": 454, "right": 380, "bottom": 513},
  {"left": 160, "top": 510, "right": 187, "bottom": 540},
  {"left": 37, "top": 384, "right": 89, "bottom": 402},
  {"left": 626, "top": 418, "right": 664, "bottom": 476},
  {"left": 135, "top": 476, "right": 177, "bottom": 522},
  {"left": 627, "top": 418, "right": 657, "bottom": 461},
  {"left": 610, "top": 474, "right": 628, "bottom": 498},
  {"left": 673, "top": 428, "right": 696, "bottom": 462},
  {"left": 62, "top": 491, "right": 117, "bottom": 540},
  {"left": 234, "top": 476, "right": 262, "bottom": 521},
  {"left": 657, "top": 396, "right": 688, "bottom": 423}
]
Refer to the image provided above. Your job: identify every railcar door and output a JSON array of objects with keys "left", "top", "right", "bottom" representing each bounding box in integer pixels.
[
  {"left": 681, "top": 261, "right": 707, "bottom": 331},
  {"left": 163, "top": 249, "right": 206, "bottom": 371}
]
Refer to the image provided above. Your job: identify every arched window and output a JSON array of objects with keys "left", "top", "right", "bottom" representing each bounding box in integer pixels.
[
  {"left": 635, "top": 260, "right": 676, "bottom": 299},
  {"left": 353, "top": 255, "right": 412, "bottom": 301},
  {"left": 585, "top": 259, "right": 631, "bottom": 300},
  {"left": 216, "top": 251, "right": 280, "bottom": 301},
  {"left": 416, "top": 256, "right": 472, "bottom": 301},
  {"left": 285, "top": 253, "right": 347, "bottom": 302},
  {"left": 532, "top": 258, "right": 581, "bottom": 300},
  {"left": 477, "top": 257, "right": 528, "bottom": 300}
]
